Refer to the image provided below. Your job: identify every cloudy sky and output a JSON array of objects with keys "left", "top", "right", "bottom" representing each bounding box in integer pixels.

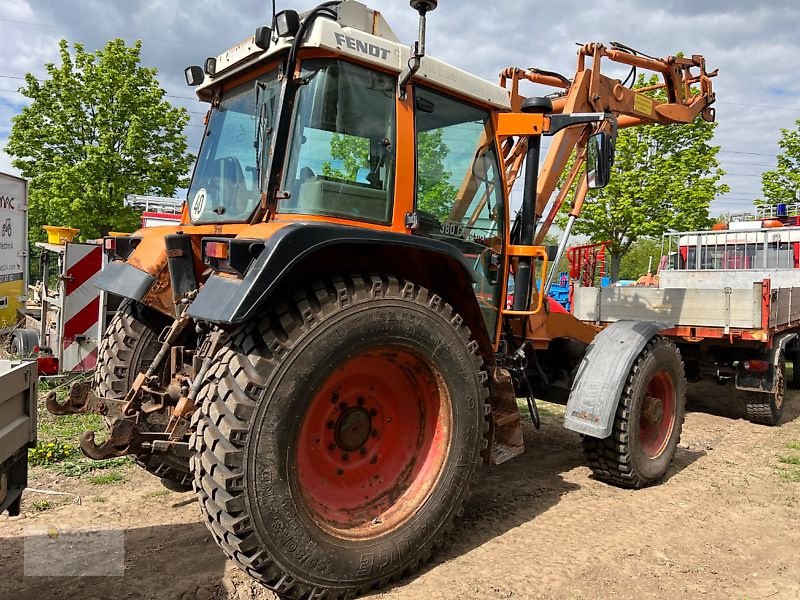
[{"left": 0, "top": 0, "right": 797, "bottom": 216}]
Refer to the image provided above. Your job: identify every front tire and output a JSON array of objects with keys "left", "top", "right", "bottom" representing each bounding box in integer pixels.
[
  {"left": 583, "top": 335, "right": 687, "bottom": 488},
  {"left": 190, "top": 275, "right": 488, "bottom": 599}
]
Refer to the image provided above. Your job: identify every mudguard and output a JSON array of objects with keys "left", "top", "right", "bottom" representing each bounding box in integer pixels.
[
  {"left": 564, "top": 320, "right": 668, "bottom": 439},
  {"left": 188, "top": 222, "right": 476, "bottom": 324},
  {"left": 735, "top": 332, "right": 797, "bottom": 393}
]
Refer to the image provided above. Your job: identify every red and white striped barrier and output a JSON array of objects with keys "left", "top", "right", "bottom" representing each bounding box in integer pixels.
[{"left": 61, "top": 242, "right": 102, "bottom": 372}]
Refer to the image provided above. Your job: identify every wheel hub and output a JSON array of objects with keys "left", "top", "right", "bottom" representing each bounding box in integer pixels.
[
  {"left": 642, "top": 396, "right": 664, "bottom": 427},
  {"left": 639, "top": 371, "right": 676, "bottom": 459},
  {"left": 335, "top": 406, "right": 372, "bottom": 451}
]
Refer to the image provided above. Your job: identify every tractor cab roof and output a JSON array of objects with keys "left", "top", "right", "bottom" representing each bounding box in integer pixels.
[{"left": 194, "top": 0, "right": 510, "bottom": 110}]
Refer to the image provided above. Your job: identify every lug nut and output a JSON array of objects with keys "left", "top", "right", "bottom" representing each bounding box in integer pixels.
[
  {"left": 359, "top": 447, "right": 367, "bottom": 455},
  {"left": 342, "top": 453, "right": 349, "bottom": 461},
  {"left": 357, "top": 396, "right": 365, "bottom": 406},
  {"left": 328, "top": 443, "right": 336, "bottom": 451},
  {"left": 370, "top": 456, "right": 377, "bottom": 464},
  {"left": 339, "top": 402, "right": 348, "bottom": 411},
  {"left": 369, "top": 408, "right": 377, "bottom": 417},
  {"left": 336, "top": 468, "right": 344, "bottom": 476},
  {"left": 326, "top": 420, "right": 334, "bottom": 429}
]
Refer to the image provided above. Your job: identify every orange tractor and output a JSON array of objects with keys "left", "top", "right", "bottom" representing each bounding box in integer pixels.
[{"left": 48, "top": 1, "right": 716, "bottom": 597}]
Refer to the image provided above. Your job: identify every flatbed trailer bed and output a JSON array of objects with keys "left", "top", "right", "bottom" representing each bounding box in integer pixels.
[{"left": 571, "top": 224, "right": 800, "bottom": 426}]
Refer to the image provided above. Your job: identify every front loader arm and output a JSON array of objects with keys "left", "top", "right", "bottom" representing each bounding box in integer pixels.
[{"left": 499, "top": 42, "right": 717, "bottom": 233}]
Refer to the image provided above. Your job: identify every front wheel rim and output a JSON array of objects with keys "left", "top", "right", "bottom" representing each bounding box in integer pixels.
[
  {"left": 639, "top": 370, "right": 676, "bottom": 459},
  {"left": 295, "top": 346, "right": 453, "bottom": 539}
]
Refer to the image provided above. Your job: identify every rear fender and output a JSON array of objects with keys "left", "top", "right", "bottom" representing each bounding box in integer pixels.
[{"left": 564, "top": 320, "right": 668, "bottom": 439}]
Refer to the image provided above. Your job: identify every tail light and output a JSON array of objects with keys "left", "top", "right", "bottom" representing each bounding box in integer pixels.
[
  {"left": 743, "top": 359, "right": 770, "bottom": 373},
  {"left": 202, "top": 238, "right": 265, "bottom": 276}
]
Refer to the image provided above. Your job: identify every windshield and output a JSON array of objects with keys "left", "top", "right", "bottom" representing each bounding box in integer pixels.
[
  {"left": 280, "top": 59, "right": 396, "bottom": 224},
  {"left": 187, "top": 71, "right": 280, "bottom": 223}
]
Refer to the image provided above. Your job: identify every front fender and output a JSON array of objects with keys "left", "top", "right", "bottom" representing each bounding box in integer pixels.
[{"left": 188, "top": 223, "right": 477, "bottom": 326}]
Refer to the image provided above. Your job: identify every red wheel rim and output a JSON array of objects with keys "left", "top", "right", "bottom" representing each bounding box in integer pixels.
[
  {"left": 295, "top": 346, "right": 452, "bottom": 539},
  {"left": 639, "top": 370, "right": 676, "bottom": 459}
]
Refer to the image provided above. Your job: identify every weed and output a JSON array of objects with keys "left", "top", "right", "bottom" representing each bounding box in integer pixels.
[
  {"left": 777, "top": 468, "right": 800, "bottom": 483},
  {"left": 58, "top": 456, "right": 132, "bottom": 477},
  {"left": 144, "top": 489, "right": 170, "bottom": 498},
  {"left": 88, "top": 471, "right": 125, "bottom": 485},
  {"left": 89, "top": 496, "right": 106, "bottom": 503},
  {"left": 28, "top": 441, "right": 77, "bottom": 466},
  {"left": 786, "top": 441, "right": 800, "bottom": 451},
  {"left": 30, "top": 499, "right": 53, "bottom": 512},
  {"left": 778, "top": 455, "right": 800, "bottom": 465}
]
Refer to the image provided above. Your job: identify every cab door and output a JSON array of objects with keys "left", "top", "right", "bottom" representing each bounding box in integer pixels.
[{"left": 412, "top": 86, "right": 506, "bottom": 339}]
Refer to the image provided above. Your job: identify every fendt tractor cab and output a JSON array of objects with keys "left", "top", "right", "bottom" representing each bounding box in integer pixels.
[{"left": 47, "top": 1, "right": 717, "bottom": 597}]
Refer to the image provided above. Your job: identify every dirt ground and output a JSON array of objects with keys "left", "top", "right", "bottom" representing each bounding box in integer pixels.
[{"left": 2, "top": 387, "right": 800, "bottom": 600}]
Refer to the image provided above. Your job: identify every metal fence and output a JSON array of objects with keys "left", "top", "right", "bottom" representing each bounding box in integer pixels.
[{"left": 661, "top": 227, "right": 799, "bottom": 271}]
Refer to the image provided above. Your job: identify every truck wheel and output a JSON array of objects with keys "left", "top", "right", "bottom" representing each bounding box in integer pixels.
[
  {"left": 94, "top": 302, "right": 192, "bottom": 489},
  {"left": 190, "top": 275, "right": 488, "bottom": 599},
  {"left": 745, "top": 359, "right": 785, "bottom": 426},
  {"left": 583, "top": 336, "right": 686, "bottom": 489}
]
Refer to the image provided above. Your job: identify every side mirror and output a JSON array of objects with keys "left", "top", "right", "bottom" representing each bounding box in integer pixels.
[{"left": 586, "top": 131, "right": 614, "bottom": 189}]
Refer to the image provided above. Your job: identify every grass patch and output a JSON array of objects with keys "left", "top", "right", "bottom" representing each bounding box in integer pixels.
[
  {"left": 88, "top": 471, "right": 125, "bottom": 485},
  {"left": 57, "top": 456, "right": 132, "bottom": 477},
  {"left": 144, "top": 488, "right": 171, "bottom": 498},
  {"left": 30, "top": 499, "right": 53, "bottom": 512},
  {"left": 776, "top": 441, "right": 800, "bottom": 482},
  {"left": 89, "top": 495, "right": 106, "bottom": 503},
  {"left": 777, "top": 468, "right": 800, "bottom": 483},
  {"left": 516, "top": 398, "right": 564, "bottom": 419}
]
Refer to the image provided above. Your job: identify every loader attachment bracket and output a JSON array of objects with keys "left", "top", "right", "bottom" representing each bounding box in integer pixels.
[{"left": 564, "top": 320, "right": 668, "bottom": 438}]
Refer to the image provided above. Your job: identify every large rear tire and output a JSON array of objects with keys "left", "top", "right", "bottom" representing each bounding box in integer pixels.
[
  {"left": 583, "top": 335, "right": 687, "bottom": 489},
  {"left": 94, "top": 302, "right": 192, "bottom": 489},
  {"left": 745, "top": 358, "right": 785, "bottom": 426},
  {"left": 190, "top": 275, "right": 488, "bottom": 599}
]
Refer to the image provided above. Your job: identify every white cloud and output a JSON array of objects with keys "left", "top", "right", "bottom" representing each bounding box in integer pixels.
[{"left": 0, "top": 0, "right": 798, "bottom": 214}]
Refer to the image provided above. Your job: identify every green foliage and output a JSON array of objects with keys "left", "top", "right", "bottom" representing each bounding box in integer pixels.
[
  {"left": 557, "top": 74, "right": 727, "bottom": 279},
  {"left": 58, "top": 456, "right": 132, "bottom": 477},
  {"left": 31, "top": 499, "right": 54, "bottom": 512},
  {"left": 28, "top": 440, "right": 77, "bottom": 465},
  {"left": 322, "top": 134, "right": 369, "bottom": 181},
  {"left": 618, "top": 237, "right": 661, "bottom": 280},
  {"left": 416, "top": 129, "right": 458, "bottom": 220},
  {"left": 7, "top": 39, "right": 193, "bottom": 239},
  {"left": 88, "top": 471, "right": 125, "bottom": 485},
  {"left": 761, "top": 119, "right": 800, "bottom": 205},
  {"left": 321, "top": 128, "right": 457, "bottom": 220}
]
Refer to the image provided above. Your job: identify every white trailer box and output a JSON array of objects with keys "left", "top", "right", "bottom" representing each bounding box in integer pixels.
[{"left": 0, "top": 173, "right": 28, "bottom": 330}]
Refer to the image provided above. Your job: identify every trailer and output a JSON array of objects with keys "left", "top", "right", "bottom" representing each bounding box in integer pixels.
[
  {"left": 573, "top": 212, "right": 800, "bottom": 425},
  {"left": 0, "top": 360, "right": 37, "bottom": 515}
]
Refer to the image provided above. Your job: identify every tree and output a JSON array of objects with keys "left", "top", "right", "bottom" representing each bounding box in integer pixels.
[
  {"left": 618, "top": 237, "right": 661, "bottom": 280},
  {"left": 557, "top": 74, "right": 728, "bottom": 280},
  {"left": 7, "top": 39, "right": 193, "bottom": 239},
  {"left": 322, "top": 128, "right": 457, "bottom": 220},
  {"left": 761, "top": 119, "right": 800, "bottom": 205}
]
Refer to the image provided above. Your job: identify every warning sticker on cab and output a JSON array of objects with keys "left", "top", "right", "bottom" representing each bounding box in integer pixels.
[{"left": 633, "top": 93, "right": 653, "bottom": 116}]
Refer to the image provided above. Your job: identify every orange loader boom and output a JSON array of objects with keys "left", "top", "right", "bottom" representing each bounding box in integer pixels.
[{"left": 499, "top": 42, "right": 717, "bottom": 246}]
